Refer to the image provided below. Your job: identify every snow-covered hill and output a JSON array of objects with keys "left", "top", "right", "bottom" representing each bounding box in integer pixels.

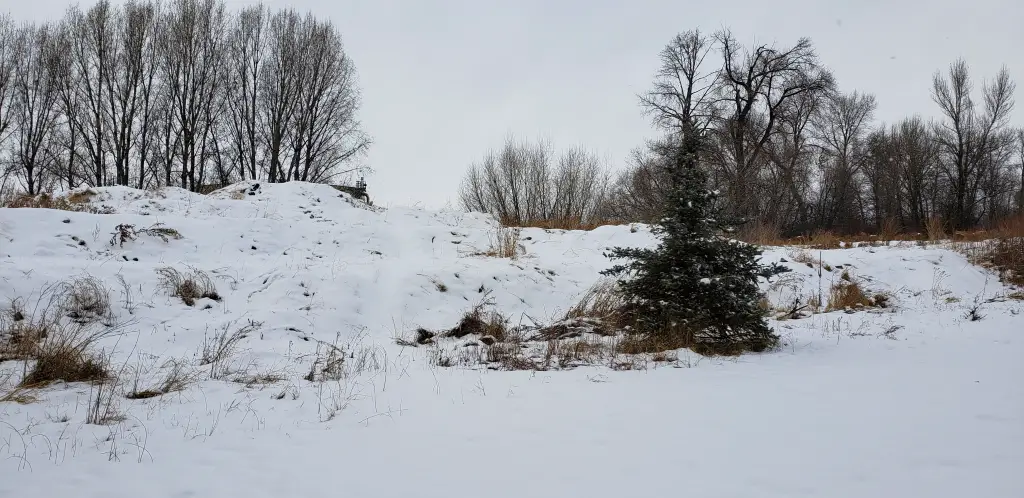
[{"left": 1, "top": 182, "right": 1021, "bottom": 498}]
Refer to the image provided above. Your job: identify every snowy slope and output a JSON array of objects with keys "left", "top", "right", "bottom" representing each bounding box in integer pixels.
[{"left": 0, "top": 182, "right": 1021, "bottom": 498}]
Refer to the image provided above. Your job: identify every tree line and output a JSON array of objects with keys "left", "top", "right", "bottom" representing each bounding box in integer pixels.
[
  {"left": 463, "top": 29, "right": 1023, "bottom": 236},
  {"left": 0, "top": 0, "right": 370, "bottom": 197}
]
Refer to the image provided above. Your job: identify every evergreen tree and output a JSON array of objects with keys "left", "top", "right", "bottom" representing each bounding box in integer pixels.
[{"left": 602, "top": 128, "right": 784, "bottom": 355}]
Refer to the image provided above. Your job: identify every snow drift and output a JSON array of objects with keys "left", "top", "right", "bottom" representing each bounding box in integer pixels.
[{"left": 0, "top": 182, "right": 1021, "bottom": 498}]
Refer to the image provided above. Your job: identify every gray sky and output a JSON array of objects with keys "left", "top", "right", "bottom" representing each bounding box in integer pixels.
[{"left": 8, "top": 0, "right": 1023, "bottom": 208}]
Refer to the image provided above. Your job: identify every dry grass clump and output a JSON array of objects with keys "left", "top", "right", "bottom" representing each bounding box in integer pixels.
[
  {"left": 734, "top": 221, "right": 782, "bottom": 246},
  {"left": 789, "top": 249, "right": 818, "bottom": 268},
  {"left": 1, "top": 280, "right": 125, "bottom": 388},
  {"left": 55, "top": 276, "right": 113, "bottom": 324},
  {"left": 825, "top": 281, "right": 890, "bottom": 312},
  {"left": 484, "top": 226, "right": 521, "bottom": 259},
  {"left": 925, "top": 216, "right": 946, "bottom": 241},
  {"left": 200, "top": 320, "right": 260, "bottom": 379},
  {"left": 986, "top": 238, "right": 1024, "bottom": 287},
  {"left": 157, "top": 267, "right": 221, "bottom": 306},
  {"left": 304, "top": 332, "right": 387, "bottom": 382},
  {"left": 405, "top": 294, "right": 514, "bottom": 346},
  {"left": 126, "top": 359, "right": 200, "bottom": 399},
  {"left": 564, "top": 279, "right": 626, "bottom": 322}
]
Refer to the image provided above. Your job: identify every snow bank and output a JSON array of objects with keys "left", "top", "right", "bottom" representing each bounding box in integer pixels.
[{"left": 0, "top": 182, "right": 1021, "bottom": 498}]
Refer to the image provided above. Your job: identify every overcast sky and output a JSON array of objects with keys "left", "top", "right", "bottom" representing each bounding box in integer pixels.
[{"left": 7, "top": 0, "right": 1023, "bottom": 208}]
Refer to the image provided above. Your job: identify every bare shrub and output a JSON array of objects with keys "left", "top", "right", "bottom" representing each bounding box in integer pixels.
[
  {"left": 157, "top": 267, "right": 222, "bottom": 306},
  {"left": 460, "top": 136, "right": 610, "bottom": 227},
  {"left": 110, "top": 223, "right": 183, "bottom": 247}
]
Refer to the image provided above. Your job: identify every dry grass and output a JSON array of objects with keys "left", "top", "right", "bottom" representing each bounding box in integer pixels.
[
  {"left": 484, "top": 226, "right": 521, "bottom": 259},
  {"left": 156, "top": 267, "right": 222, "bottom": 306},
  {"left": 734, "top": 213, "right": 1024, "bottom": 249},
  {"left": 55, "top": 276, "right": 113, "bottom": 324},
  {"left": 564, "top": 279, "right": 626, "bottom": 322},
  {"left": 509, "top": 217, "right": 626, "bottom": 231},
  {"left": 126, "top": 359, "right": 201, "bottom": 399},
  {"left": 734, "top": 221, "right": 782, "bottom": 246},
  {"left": 825, "top": 281, "right": 890, "bottom": 312},
  {"left": 200, "top": 320, "right": 259, "bottom": 379},
  {"left": 879, "top": 218, "right": 901, "bottom": 242},
  {"left": 1, "top": 189, "right": 97, "bottom": 211},
  {"left": 956, "top": 238, "right": 1024, "bottom": 287},
  {"left": 412, "top": 294, "right": 516, "bottom": 344},
  {"left": 0, "top": 369, "right": 36, "bottom": 404},
  {"left": 1, "top": 280, "right": 124, "bottom": 388},
  {"left": 304, "top": 332, "right": 387, "bottom": 382},
  {"left": 789, "top": 249, "right": 818, "bottom": 267},
  {"left": 926, "top": 216, "right": 946, "bottom": 241}
]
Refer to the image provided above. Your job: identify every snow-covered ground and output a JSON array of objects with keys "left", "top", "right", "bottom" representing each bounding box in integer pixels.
[{"left": 1, "top": 182, "right": 1021, "bottom": 497}]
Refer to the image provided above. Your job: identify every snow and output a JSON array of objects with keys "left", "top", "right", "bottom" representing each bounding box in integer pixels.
[{"left": 1, "top": 182, "right": 1022, "bottom": 497}]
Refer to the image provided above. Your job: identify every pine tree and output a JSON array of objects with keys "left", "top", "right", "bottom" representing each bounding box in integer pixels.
[{"left": 602, "top": 129, "right": 784, "bottom": 355}]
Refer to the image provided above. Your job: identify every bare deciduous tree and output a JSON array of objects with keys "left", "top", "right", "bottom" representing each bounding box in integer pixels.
[
  {"left": 714, "top": 30, "right": 834, "bottom": 221},
  {"left": 0, "top": 15, "right": 17, "bottom": 148},
  {"left": 813, "top": 91, "right": 877, "bottom": 230},
  {"left": 932, "top": 60, "right": 1016, "bottom": 229},
  {"left": 10, "top": 23, "right": 63, "bottom": 194},
  {"left": 285, "top": 15, "right": 370, "bottom": 183},
  {"left": 225, "top": 4, "right": 265, "bottom": 181}
]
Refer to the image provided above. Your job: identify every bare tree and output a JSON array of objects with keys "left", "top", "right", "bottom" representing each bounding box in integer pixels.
[
  {"left": 0, "top": 15, "right": 17, "bottom": 148},
  {"left": 550, "top": 146, "right": 608, "bottom": 222},
  {"left": 638, "top": 30, "right": 720, "bottom": 135},
  {"left": 884, "top": 117, "right": 941, "bottom": 230},
  {"left": 286, "top": 15, "right": 369, "bottom": 183},
  {"left": 225, "top": 3, "right": 266, "bottom": 182},
  {"left": 764, "top": 81, "right": 826, "bottom": 233},
  {"left": 814, "top": 91, "right": 877, "bottom": 231},
  {"left": 259, "top": 8, "right": 302, "bottom": 183},
  {"left": 46, "top": 20, "right": 82, "bottom": 190},
  {"left": 604, "top": 144, "right": 672, "bottom": 222},
  {"left": 101, "top": 0, "right": 159, "bottom": 186},
  {"left": 714, "top": 30, "right": 834, "bottom": 221},
  {"left": 65, "top": 2, "right": 117, "bottom": 186},
  {"left": 932, "top": 60, "right": 1016, "bottom": 229},
  {"left": 158, "top": 0, "right": 228, "bottom": 191},
  {"left": 10, "top": 23, "right": 63, "bottom": 194},
  {"left": 1017, "top": 128, "right": 1024, "bottom": 213}
]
